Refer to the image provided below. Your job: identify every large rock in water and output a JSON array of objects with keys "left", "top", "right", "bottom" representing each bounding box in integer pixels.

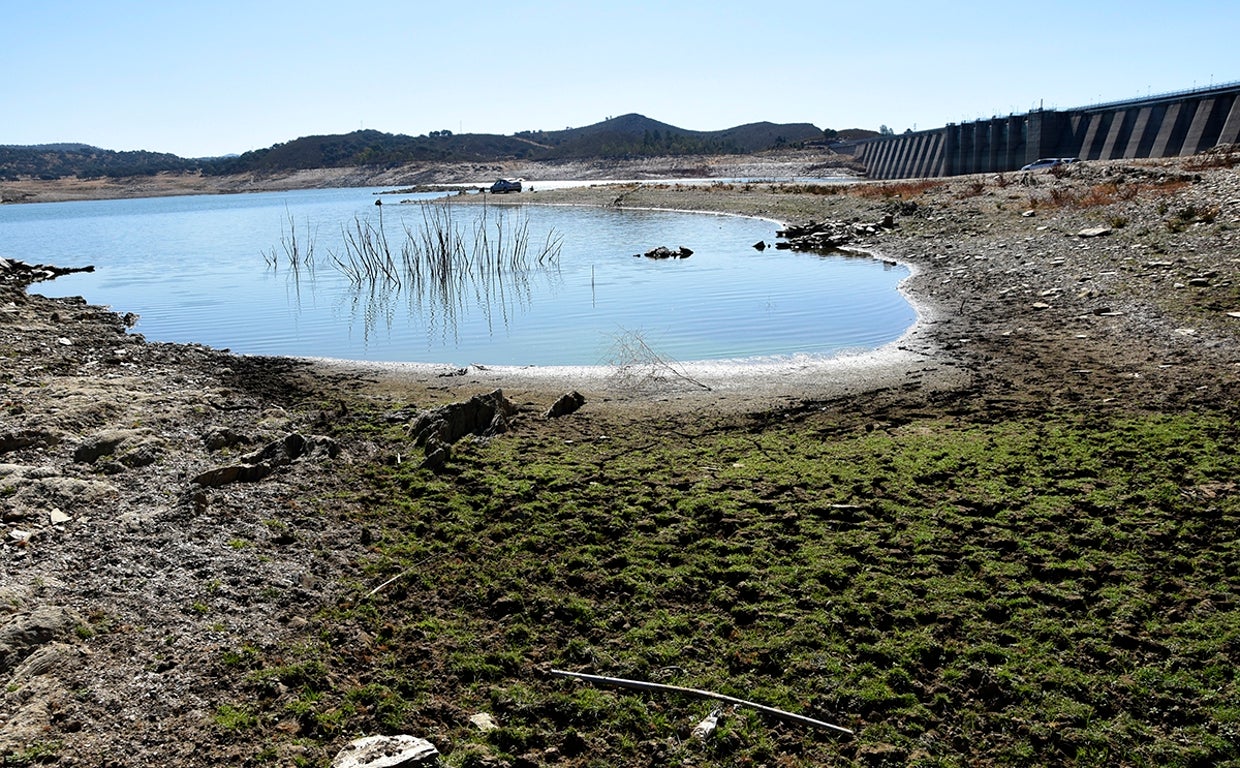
[
  {"left": 331, "top": 735, "right": 439, "bottom": 768},
  {"left": 639, "top": 246, "right": 692, "bottom": 259}
]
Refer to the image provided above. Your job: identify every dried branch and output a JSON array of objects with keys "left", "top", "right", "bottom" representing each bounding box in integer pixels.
[
  {"left": 608, "top": 329, "right": 711, "bottom": 392},
  {"left": 364, "top": 554, "right": 440, "bottom": 599},
  {"left": 549, "top": 669, "right": 853, "bottom": 736}
]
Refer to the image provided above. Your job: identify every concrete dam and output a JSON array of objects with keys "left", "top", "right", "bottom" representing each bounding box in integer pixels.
[{"left": 851, "top": 81, "right": 1240, "bottom": 179}]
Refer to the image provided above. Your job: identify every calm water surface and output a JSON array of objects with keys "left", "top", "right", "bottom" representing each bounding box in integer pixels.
[{"left": 0, "top": 187, "right": 915, "bottom": 366}]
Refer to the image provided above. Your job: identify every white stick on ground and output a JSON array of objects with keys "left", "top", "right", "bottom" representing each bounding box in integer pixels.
[{"left": 549, "top": 669, "right": 854, "bottom": 736}]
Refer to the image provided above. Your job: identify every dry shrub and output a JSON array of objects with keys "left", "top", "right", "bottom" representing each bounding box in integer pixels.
[
  {"left": 956, "top": 181, "right": 986, "bottom": 199},
  {"left": 1033, "top": 179, "right": 1167, "bottom": 211},
  {"left": 1047, "top": 187, "right": 1082, "bottom": 208},
  {"left": 1185, "top": 145, "right": 1240, "bottom": 170},
  {"left": 851, "top": 179, "right": 945, "bottom": 200},
  {"left": 774, "top": 183, "right": 847, "bottom": 196},
  {"left": 1079, "top": 183, "right": 1121, "bottom": 207},
  {"left": 1149, "top": 179, "right": 1191, "bottom": 197},
  {"left": 1166, "top": 203, "right": 1219, "bottom": 232}
]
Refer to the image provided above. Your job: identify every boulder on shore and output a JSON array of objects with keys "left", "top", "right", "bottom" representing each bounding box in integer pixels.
[
  {"left": 331, "top": 735, "right": 439, "bottom": 768},
  {"left": 409, "top": 389, "right": 517, "bottom": 471}
]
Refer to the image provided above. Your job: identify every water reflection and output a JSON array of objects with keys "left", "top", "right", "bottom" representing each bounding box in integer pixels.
[
  {"left": 271, "top": 201, "right": 566, "bottom": 345},
  {"left": 10, "top": 188, "right": 914, "bottom": 365},
  {"left": 333, "top": 259, "right": 567, "bottom": 347}
]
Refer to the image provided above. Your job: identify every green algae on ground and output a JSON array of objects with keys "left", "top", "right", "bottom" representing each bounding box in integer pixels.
[{"left": 226, "top": 406, "right": 1239, "bottom": 767}]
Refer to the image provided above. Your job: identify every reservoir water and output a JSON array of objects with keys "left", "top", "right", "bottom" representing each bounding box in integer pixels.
[{"left": 0, "top": 187, "right": 916, "bottom": 367}]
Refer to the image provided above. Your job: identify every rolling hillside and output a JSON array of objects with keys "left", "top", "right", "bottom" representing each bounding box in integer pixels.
[{"left": 2, "top": 115, "right": 832, "bottom": 180}]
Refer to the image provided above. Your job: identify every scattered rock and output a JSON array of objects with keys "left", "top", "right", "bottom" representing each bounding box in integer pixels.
[
  {"left": 73, "top": 428, "right": 164, "bottom": 468},
  {"left": 1077, "top": 226, "right": 1113, "bottom": 238},
  {"left": 3, "top": 473, "right": 120, "bottom": 513},
  {"left": 192, "top": 432, "right": 339, "bottom": 487},
  {"left": 0, "top": 606, "right": 82, "bottom": 674},
  {"left": 331, "top": 735, "right": 440, "bottom": 768},
  {"left": 775, "top": 215, "right": 896, "bottom": 252},
  {"left": 11, "top": 640, "right": 82, "bottom": 682},
  {"left": 0, "top": 429, "right": 59, "bottom": 455},
  {"left": 544, "top": 391, "right": 586, "bottom": 418},
  {"left": 639, "top": 246, "right": 693, "bottom": 259},
  {"left": 470, "top": 712, "right": 500, "bottom": 732},
  {"left": 202, "top": 427, "right": 252, "bottom": 452},
  {"left": 409, "top": 389, "right": 517, "bottom": 471}
]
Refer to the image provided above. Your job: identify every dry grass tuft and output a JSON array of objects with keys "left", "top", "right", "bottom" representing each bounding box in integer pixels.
[
  {"left": 1031, "top": 179, "right": 1187, "bottom": 211},
  {"left": 850, "top": 179, "right": 945, "bottom": 200}
]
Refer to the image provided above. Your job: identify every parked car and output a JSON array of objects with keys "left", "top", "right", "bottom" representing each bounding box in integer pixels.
[
  {"left": 1021, "top": 158, "right": 1063, "bottom": 171},
  {"left": 489, "top": 178, "right": 523, "bottom": 194}
]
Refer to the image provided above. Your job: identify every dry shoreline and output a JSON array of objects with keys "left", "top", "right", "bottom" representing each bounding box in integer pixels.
[
  {"left": 0, "top": 149, "right": 860, "bottom": 205},
  {"left": 304, "top": 245, "right": 965, "bottom": 415}
]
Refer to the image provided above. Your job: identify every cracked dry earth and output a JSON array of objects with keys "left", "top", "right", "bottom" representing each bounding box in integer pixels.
[{"left": 1, "top": 152, "right": 1239, "bottom": 766}]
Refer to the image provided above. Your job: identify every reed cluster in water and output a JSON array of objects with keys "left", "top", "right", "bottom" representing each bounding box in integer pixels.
[
  {"left": 327, "top": 200, "right": 563, "bottom": 290},
  {"left": 263, "top": 199, "right": 565, "bottom": 340},
  {"left": 263, "top": 209, "right": 317, "bottom": 272},
  {"left": 326, "top": 199, "right": 565, "bottom": 339}
]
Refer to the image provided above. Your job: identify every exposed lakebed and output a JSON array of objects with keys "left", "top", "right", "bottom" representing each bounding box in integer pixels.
[{"left": 1, "top": 186, "right": 915, "bottom": 366}]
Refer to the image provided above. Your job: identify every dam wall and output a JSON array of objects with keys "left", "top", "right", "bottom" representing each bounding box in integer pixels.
[{"left": 851, "top": 82, "right": 1240, "bottom": 179}]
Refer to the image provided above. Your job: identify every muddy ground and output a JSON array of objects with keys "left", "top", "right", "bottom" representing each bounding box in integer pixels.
[{"left": 1, "top": 151, "right": 1238, "bottom": 766}]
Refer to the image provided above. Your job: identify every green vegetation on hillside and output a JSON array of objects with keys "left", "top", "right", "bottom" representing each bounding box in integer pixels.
[
  {"left": 0, "top": 115, "right": 829, "bottom": 180},
  {"left": 0, "top": 145, "right": 198, "bottom": 180}
]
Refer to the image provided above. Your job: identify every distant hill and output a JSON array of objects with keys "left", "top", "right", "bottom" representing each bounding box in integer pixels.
[
  {"left": 835, "top": 128, "right": 882, "bottom": 141},
  {"left": 513, "top": 114, "right": 825, "bottom": 158},
  {"left": 207, "top": 129, "right": 546, "bottom": 175},
  {"left": 0, "top": 144, "right": 198, "bottom": 180},
  {"left": 0, "top": 115, "right": 831, "bottom": 180}
]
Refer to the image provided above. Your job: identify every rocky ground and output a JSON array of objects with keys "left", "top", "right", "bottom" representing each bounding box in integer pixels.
[{"left": 1, "top": 151, "right": 1238, "bottom": 766}]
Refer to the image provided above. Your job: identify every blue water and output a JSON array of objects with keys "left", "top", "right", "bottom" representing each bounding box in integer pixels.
[{"left": 0, "top": 187, "right": 915, "bottom": 366}]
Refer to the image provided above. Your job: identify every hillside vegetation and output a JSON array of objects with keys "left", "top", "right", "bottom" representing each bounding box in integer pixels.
[
  {"left": 0, "top": 144, "right": 198, "bottom": 180},
  {"left": 0, "top": 115, "right": 831, "bottom": 180}
]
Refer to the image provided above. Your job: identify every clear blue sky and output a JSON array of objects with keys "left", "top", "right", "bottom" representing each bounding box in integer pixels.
[{"left": 3, "top": 0, "right": 1237, "bottom": 158}]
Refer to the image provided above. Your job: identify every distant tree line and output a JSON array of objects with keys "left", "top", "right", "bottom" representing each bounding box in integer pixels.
[
  {"left": 0, "top": 145, "right": 198, "bottom": 181},
  {"left": 0, "top": 117, "right": 830, "bottom": 180},
  {"left": 541, "top": 129, "right": 743, "bottom": 159}
]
